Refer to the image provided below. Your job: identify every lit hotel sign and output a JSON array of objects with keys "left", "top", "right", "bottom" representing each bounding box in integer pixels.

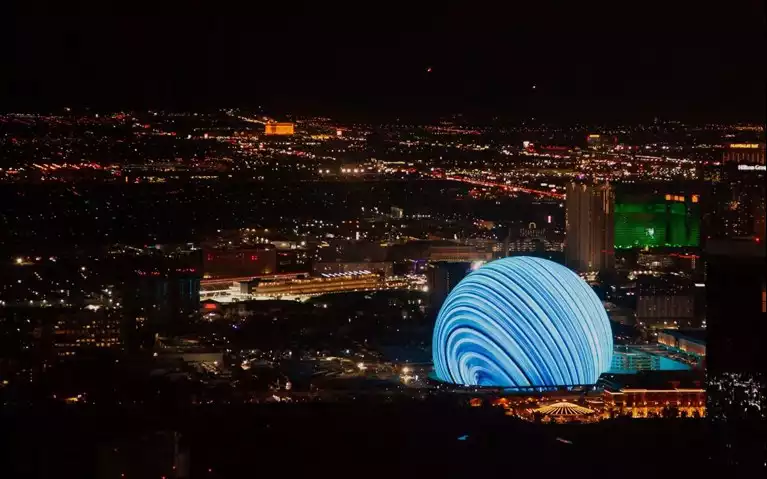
[
  {"left": 729, "top": 143, "right": 761, "bottom": 149},
  {"left": 738, "top": 164, "right": 766, "bottom": 171}
]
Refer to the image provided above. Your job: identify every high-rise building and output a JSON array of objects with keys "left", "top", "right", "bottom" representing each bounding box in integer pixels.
[
  {"left": 203, "top": 246, "right": 277, "bottom": 278},
  {"left": 121, "top": 269, "right": 201, "bottom": 335},
  {"left": 636, "top": 295, "right": 695, "bottom": 329},
  {"left": 53, "top": 310, "right": 122, "bottom": 356},
  {"left": 635, "top": 274, "right": 696, "bottom": 328},
  {"left": 110, "top": 247, "right": 202, "bottom": 344},
  {"left": 566, "top": 182, "right": 615, "bottom": 273},
  {"left": 275, "top": 248, "right": 311, "bottom": 274},
  {"left": 755, "top": 195, "right": 766, "bottom": 241},
  {"left": 103, "top": 245, "right": 202, "bottom": 347},
  {"left": 722, "top": 142, "right": 766, "bottom": 166},
  {"left": 427, "top": 262, "right": 471, "bottom": 310},
  {"left": 705, "top": 238, "right": 766, "bottom": 467},
  {"left": 586, "top": 134, "right": 617, "bottom": 151},
  {"left": 614, "top": 194, "right": 700, "bottom": 249},
  {"left": 705, "top": 238, "right": 765, "bottom": 376},
  {"left": 706, "top": 163, "right": 765, "bottom": 239}
]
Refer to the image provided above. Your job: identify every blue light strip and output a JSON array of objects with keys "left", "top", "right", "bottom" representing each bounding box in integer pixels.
[{"left": 433, "top": 257, "right": 613, "bottom": 387}]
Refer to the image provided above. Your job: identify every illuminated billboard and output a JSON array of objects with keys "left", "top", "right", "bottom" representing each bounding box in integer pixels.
[
  {"left": 614, "top": 199, "right": 700, "bottom": 249},
  {"left": 432, "top": 257, "right": 613, "bottom": 387}
]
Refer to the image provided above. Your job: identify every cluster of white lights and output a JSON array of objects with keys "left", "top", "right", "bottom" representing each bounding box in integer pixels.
[{"left": 319, "top": 270, "right": 372, "bottom": 278}]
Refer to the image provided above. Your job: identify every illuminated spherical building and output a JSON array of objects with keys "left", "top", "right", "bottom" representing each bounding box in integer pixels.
[{"left": 432, "top": 257, "right": 612, "bottom": 387}]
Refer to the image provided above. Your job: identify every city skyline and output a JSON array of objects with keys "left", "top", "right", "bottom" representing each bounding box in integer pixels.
[
  {"left": 0, "top": 104, "right": 763, "bottom": 476},
  {"left": 1, "top": 5, "right": 765, "bottom": 476}
]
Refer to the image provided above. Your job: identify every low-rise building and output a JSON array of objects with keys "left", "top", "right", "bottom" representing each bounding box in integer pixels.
[
  {"left": 657, "top": 329, "right": 706, "bottom": 356},
  {"left": 602, "top": 371, "right": 705, "bottom": 418}
]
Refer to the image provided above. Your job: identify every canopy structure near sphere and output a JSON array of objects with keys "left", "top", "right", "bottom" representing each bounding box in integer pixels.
[
  {"left": 535, "top": 402, "right": 596, "bottom": 416},
  {"left": 432, "top": 256, "right": 613, "bottom": 388}
]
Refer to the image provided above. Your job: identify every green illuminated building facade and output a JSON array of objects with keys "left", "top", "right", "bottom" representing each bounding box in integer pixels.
[{"left": 615, "top": 199, "right": 700, "bottom": 248}]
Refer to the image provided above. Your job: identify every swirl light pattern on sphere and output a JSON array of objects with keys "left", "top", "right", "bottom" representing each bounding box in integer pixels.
[{"left": 432, "top": 257, "right": 612, "bottom": 387}]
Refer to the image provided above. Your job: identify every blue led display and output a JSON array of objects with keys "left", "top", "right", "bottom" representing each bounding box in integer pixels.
[{"left": 432, "top": 257, "right": 613, "bottom": 387}]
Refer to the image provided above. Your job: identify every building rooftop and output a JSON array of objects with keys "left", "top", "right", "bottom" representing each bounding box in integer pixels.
[
  {"left": 706, "top": 238, "right": 765, "bottom": 258},
  {"left": 601, "top": 370, "right": 704, "bottom": 391},
  {"left": 660, "top": 328, "right": 706, "bottom": 345}
]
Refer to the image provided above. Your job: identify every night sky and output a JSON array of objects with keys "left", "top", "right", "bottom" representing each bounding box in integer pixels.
[{"left": 4, "top": 2, "right": 766, "bottom": 121}]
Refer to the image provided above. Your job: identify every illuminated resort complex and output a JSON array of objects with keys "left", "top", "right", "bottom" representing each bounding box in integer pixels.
[{"left": 432, "top": 257, "right": 613, "bottom": 388}]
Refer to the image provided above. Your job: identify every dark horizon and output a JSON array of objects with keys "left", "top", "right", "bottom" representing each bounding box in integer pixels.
[{"left": 4, "top": 3, "right": 766, "bottom": 122}]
